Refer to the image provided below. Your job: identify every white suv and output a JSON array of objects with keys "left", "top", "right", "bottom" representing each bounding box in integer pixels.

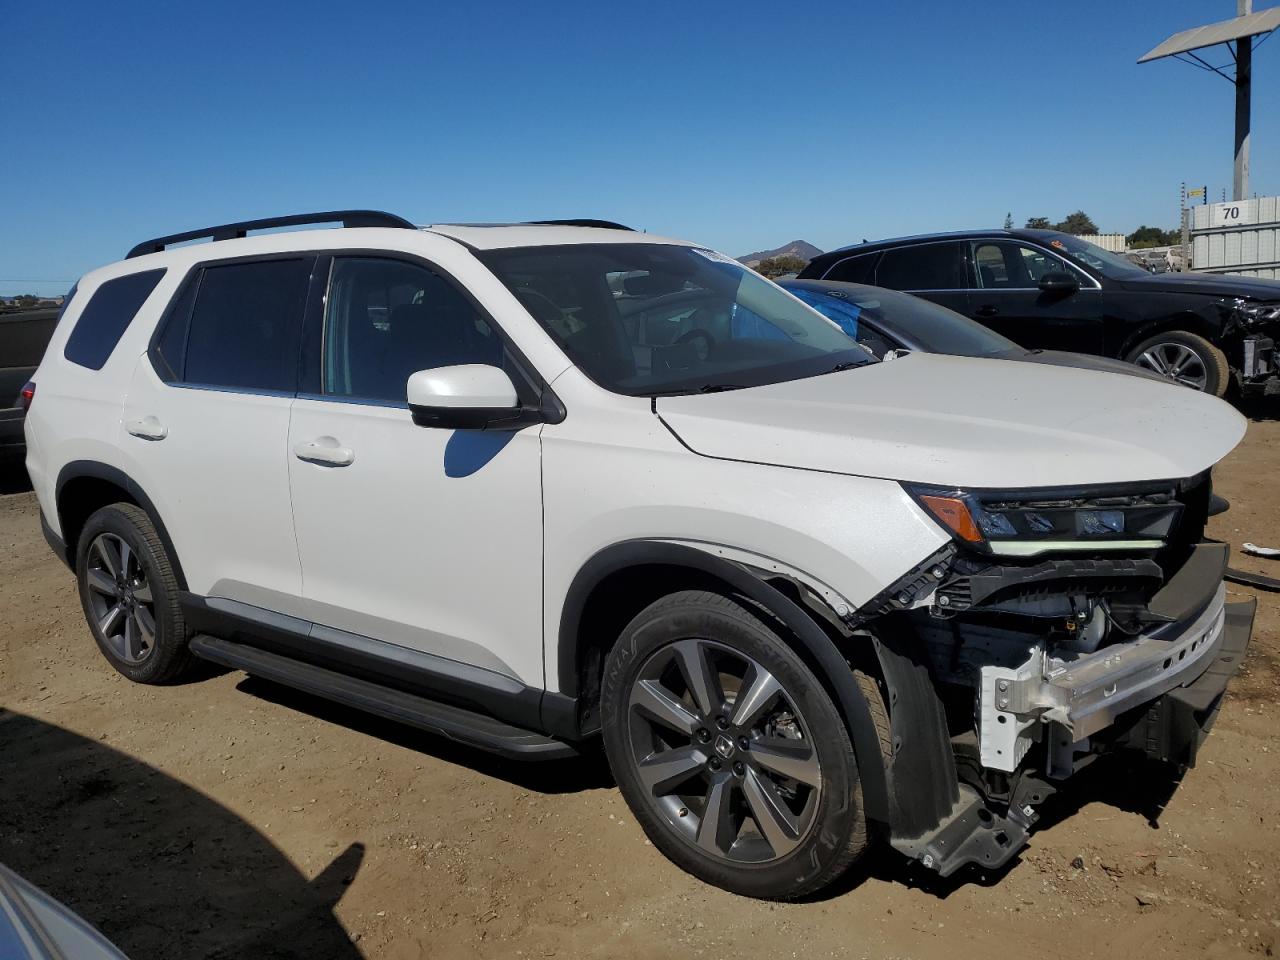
[{"left": 25, "top": 211, "right": 1256, "bottom": 898}]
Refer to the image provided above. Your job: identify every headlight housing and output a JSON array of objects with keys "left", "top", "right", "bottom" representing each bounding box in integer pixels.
[
  {"left": 905, "top": 484, "right": 1181, "bottom": 557},
  {"left": 1234, "top": 299, "right": 1280, "bottom": 328}
]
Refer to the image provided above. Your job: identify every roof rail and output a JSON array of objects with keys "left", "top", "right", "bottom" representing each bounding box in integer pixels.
[
  {"left": 125, "top": 210, "right": 417, "bottom": 259},
  {"left": 527, "top": 219, "right": 634, "bottom": 231}
]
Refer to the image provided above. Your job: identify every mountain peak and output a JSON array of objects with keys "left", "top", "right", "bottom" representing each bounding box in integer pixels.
[{"left": 737, "top": 240, "right": 823, "bottom": 267}]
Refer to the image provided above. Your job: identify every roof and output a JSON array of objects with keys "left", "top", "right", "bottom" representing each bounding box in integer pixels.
[
  {"left": 1138, "top": 6, "right": 1280, "bottom": 63},
  {"left": 817, "top": 228, "right": 1035, "bottom": 259},
  {"left": 422, "top": 223, "right": 691, "bottom": 251}
]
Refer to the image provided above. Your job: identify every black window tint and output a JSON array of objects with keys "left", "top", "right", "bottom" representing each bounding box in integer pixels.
[
  {"left": 183, "top": 259, "right": 312, "bottom": 391},
  {"left": 823, "top": 253, "right": 878, "bottom": 284},
  {"left": 63, "top": 269, "right": 165, "bottom": 370},
  {"left": 323, "top": 257, "right": 503, "bottom": 403},
  {"left": 875, "top": 243, "right": 965, "bottom": 291},
  {"left": 152, "top": 274, "right": 199, "bottom": 381}
]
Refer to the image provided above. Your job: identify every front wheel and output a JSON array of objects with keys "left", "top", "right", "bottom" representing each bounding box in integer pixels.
[
  {"left": 601, "top": 591, "right": 869, "bottom": 899},
  {"left": 1125, "top": 330, "right": 1229, "bottom": 396}
]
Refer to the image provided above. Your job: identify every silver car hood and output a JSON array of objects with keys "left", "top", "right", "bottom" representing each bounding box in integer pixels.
[{"left": 655, "top": 352, "right": 1246, "bottom": 488}]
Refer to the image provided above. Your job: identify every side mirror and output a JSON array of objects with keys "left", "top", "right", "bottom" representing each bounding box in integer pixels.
[
  {"left": 1038, "top": 271, "right": 1079, "bottom": 294},
  {"left": 407, "top": 364, "right": 532, "bottom": 430}
]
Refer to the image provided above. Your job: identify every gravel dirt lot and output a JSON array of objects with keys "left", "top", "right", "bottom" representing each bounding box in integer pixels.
[{"left": 2, "top": 419, "right": 1278, "bottom": 960}]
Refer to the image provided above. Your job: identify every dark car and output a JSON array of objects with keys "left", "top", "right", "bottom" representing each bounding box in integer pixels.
[
  {"left": 778, "top": 278, "right": 1165, "bottom": 382},
  {"left": 1, "top": 306, "right": 60, "bottom": 462},
  {"left": 798, "top": 229, "right": 1280, "bottom": 397}
]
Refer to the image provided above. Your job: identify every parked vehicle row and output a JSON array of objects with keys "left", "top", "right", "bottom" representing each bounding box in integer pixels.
[
  {"left": 799, "top": 228, "right": 1280, "bottom": 397},
  {"left": 20, "top": 211, "right": 1261, "bottom": 900}
]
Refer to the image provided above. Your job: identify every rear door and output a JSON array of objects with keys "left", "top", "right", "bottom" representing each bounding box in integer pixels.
[
  {"left": 966, "top": 240, "right": 1105, "bottom": 353},
  {"left": 871, "top": 241, "right": 971, "bottom": 317},
  {"left": 121, "top": 255, "right": 315, "bottom": 614}
]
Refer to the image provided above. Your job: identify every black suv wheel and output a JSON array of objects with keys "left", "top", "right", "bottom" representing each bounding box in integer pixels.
[
  {"left": 1126, "top": 330, "right": 1229, "bottom": 396},
  {"left": 601, "top": 590, "right": 874, "bottom": 899}
]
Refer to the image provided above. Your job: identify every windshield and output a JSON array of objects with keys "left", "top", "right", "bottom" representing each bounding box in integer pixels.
[
  {"left": 480, "top": 244, "right": 874, "bottom": 395},
  {"left": 785, "top": 284, "right": 1018, "bottom": 356},
  {"left": 1042, "top": 234, "right": 1149, "bottom": 279}
]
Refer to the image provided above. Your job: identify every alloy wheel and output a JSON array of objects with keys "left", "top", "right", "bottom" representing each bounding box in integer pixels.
[
  {"left": 85, "top": 533, "right": 156, "bottom": 664},
  {"left": 626, "top": 638, "right": 822, "bottom": 863},
  {"left": 1135, "top": 341, "right": 1208, "bottom": 390}
]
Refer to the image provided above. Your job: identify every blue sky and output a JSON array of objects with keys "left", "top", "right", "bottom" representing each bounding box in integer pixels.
[{"left": 2, "top": 0, "right": 1275, "bottom": 295}]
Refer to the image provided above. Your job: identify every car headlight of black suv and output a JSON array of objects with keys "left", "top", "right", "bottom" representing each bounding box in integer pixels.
[
  {"left": 905, "top": 483, "right": 1184, "bottom": 557},
  {"left": 1234, "top": 298, "right": 1280, "bottom": 328}
]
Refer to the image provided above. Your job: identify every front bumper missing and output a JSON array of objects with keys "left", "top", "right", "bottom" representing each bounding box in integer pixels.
[
  {"left": 1241, "top": 335, "right": 1280, "bottom": 395},
  {"left": 978, "top": 585, "right": 1228, "bottom": 772},
  {"left": 905, "top": 596, "right": 1255, "bottom": 878}
]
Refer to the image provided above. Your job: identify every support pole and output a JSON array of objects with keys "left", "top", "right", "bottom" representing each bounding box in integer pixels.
[{"left": 1234, "top": 0, "right": 1252, "bottom": 200}]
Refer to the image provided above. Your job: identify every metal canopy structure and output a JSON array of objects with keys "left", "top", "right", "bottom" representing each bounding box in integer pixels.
[
  {"left": 1139, "top": 2, "right": 1279, "bottom": 201},
  {"left": 1138, "top": 7, "right": 1280, "bottom": 63}
]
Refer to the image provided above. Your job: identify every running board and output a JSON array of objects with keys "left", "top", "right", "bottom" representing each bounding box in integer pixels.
[{"left": 189, "top": 635, "right": 579, "bottom": 761}]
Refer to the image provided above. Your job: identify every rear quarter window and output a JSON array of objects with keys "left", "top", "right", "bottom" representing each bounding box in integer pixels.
[{"left": 63, "top": 269, "right": 166, "bottom": 370}]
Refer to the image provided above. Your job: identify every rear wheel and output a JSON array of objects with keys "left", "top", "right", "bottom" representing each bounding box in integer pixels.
[
  {"left": 1125, "top": 330, "right": 1229, "bottom": 396},
  {"left": 601, "top": 590, "right": 870, "bottom": 899},
  {"left": 75, "top": 503, "right": 196, "bottom": 684}
]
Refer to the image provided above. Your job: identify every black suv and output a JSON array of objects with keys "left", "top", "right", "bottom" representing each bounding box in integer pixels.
[
  {"left": 1, "top": 305, "right": 60, "bottom": 462},
  {"left": 799, "top": 229, "right": 1280, "bottom": 397}
]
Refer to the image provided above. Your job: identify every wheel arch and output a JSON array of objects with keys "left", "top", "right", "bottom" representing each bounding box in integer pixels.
[
  {"left": 54, "top": 460, "right": 187, "bottom": 589},
  {"left": 558, "top": 539, "right": 891, "bottom": 827},
  {"left": 1119, "top": 310, "right": 1223, "bottom": 359}
]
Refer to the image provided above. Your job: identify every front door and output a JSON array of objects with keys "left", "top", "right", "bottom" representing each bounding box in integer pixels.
[
  {"left": 966, "top": 240, "right": 1105, "bottom": 354},
  {"left": 286, "top": 254, "right": 546, "bottom": 687}
]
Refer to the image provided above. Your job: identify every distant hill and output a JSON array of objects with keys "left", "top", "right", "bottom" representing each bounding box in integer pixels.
[{"left": 737, "top": 240, "right": 823, "bottom": 267}]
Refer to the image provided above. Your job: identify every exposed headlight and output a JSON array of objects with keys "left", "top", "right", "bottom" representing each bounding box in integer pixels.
[
  {"left": 1234, "top": 299, "right": 1280, "bottom": 327},
  {"left": 906, "top": 484, "right": 1180, "bottom": 557}
]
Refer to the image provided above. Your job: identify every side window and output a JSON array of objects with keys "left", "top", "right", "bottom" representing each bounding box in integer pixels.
[
  {"left": 875, "top": 243, "right": 965, "bottom": 291},
  {"left": 823, "top": 253, "right": 878, "bottom": 284},
  {"left": 972, "top": 242, "right": 1070, "bottom": 288},
  {"left": 323, "top": 257, "right": 503, "bottom": 403},
  {"left": 63, "top": 269, "right": 165, "bottom": 370},
  {"left": 1018, "top": 245, "right": 1070, "bottom": 282},
  {"left": 180, "top": 258, "right": 312, "bottom": 391}
]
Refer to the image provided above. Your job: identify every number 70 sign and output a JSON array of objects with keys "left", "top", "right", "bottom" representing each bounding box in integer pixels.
[{"left": 1210, "top": 201, "right": 1248, "bottom": 227}]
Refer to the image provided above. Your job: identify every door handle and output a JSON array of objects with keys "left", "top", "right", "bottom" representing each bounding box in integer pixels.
[
  {"left": 293, "top": 438, "right": 355, "bottom": 467},
  {"left": 125, "top": 416, "right": 167, "bottom": 441},
  {"left": 975, "top": 305, "right": 1000, "bottom": 318}
]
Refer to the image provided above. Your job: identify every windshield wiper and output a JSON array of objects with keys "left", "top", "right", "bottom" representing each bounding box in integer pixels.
[
  {"left": 647, "top": 383, "right": 748, "bottom": 397},
  {"left": 827, "top": 361, "right": 866, "bottom": 373}
]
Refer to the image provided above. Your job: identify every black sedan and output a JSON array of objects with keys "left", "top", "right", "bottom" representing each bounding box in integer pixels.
[
  {"left": 778, "top": 278, "right": 1165, "bottom": 382},
  {"left": 798, "top": 229, "right": 1280, "bottom": 396}
]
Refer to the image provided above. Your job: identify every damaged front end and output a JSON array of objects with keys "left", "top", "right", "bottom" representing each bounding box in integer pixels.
[
  {"left": 1230, "top": 298, "right": 1280, "bottom": 397},
  {"left": 846, "top": 473, "right": 1256, "bottom": 878}
]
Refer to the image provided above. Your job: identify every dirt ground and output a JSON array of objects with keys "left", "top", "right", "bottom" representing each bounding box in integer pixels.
[{"left": 2, "top": 419, "right": 1278, "bottom": 960}]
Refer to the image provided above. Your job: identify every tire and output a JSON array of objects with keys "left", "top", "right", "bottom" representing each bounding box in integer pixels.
[
  {"left": 75, "top": 502, "right": 196, "bottom": 684},
  {"left": 1125, "top": 330, "right": 1229, "bottom": 396},
  {"left": 600, "top": 590, "right": 871, "bottom": 899}
]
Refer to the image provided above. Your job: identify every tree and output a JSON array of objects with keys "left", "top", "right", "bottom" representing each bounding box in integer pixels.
[
  {"left": 1024, "top": 216, "right": 1052, "bottom": 229},
  {"left": 753, "top": 254, "right": 808, "bottom": 279},
  {"left": 1003, "top": 212, "right": 1014, "bottom": 230},
  {"left": 1053, "top": 211, "right": 1099, "bottom": 235},
  {"left": 1127, "top": 225, "right": 1180, "bottom": 249}
]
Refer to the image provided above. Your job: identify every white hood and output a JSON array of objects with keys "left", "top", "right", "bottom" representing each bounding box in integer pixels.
[{"left": 655, "top": 353, "right": 1246, "bottom": 488}]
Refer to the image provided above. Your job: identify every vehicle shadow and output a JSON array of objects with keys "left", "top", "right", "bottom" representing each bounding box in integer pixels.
[
  {"left": 1232, "top": 393, "right": 1280, "bottom": 422},
  {"left": 235, "top": 675, "right": 617, "bottom": 794},
  {"left": 812, "top": 751, "right": 1184, "bottom": 903},
  {"left": 0, "top": 709, "right": 364, "bottom": 959},
  {"left": 0, "top": 464, "right": 33, "bottom": 495}
]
